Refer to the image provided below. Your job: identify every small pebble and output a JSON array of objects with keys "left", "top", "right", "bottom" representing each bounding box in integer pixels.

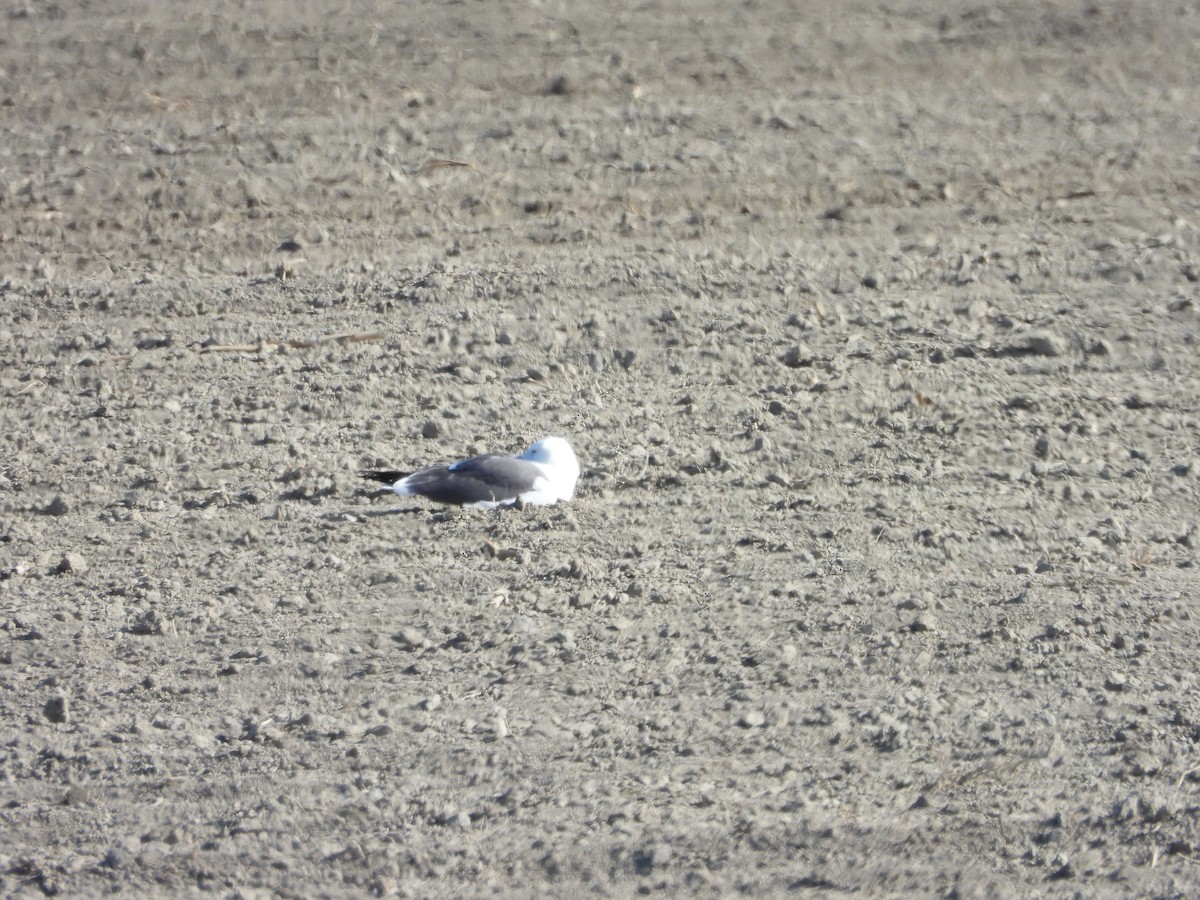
[
  {"left": 393, "top": 626, "right": 430, "bottom": 650},
  {"left": 782, "top": 344, "right": 814, "bottom": 368},
  {"left": 43, "top": 495, "right": 71, "bottom": 516},
  {"left": 44, "top": 694, "right": 70, "bottom": 724},
  {"left": 910, "top": 613, "right": 937, "bottom": 633},
  {"left": 999, "top": 331, "right": 1067, "bottom": 358},
  {"left": 57, "top": 553, "right": 87, "bottom": 575},
  {"left": 738, "top": 708, "right": 766, "bottom": 728}
]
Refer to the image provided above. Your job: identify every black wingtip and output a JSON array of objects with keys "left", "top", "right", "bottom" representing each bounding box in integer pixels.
[{"left": 360, "top": 469, "right": 406, "bottom": 485}]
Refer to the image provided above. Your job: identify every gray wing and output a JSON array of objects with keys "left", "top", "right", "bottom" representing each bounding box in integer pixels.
[{"left": 405, "top": 454, "right": 543, "bottom": 506}]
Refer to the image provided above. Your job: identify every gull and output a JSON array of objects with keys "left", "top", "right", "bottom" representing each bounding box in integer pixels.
[{"left": 361, "top": 436, "right": 580, "bottom": 509}]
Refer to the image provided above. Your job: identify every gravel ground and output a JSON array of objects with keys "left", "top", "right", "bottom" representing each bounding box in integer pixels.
[{"left": 2, "top": 1, "right": 1200, "bottom": 896}]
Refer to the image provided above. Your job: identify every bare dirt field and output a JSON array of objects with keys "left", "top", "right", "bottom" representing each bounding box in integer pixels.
[{"left": 3, "top": 1, "right": 1200, "bottom": 896}]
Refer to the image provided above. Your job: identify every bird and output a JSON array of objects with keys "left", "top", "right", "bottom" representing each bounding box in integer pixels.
[{"left": 361, "top": 436, "right": 580, "bottom": 509}]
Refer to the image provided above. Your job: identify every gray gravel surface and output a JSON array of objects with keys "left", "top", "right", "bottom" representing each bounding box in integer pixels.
[{"left": 3, "top": 1, "right": 1200, "bottom": 896}]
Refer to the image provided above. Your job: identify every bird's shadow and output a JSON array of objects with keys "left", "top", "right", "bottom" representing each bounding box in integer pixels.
[
  {"left": 359, "top": 505, "right": 428, "bottom": 517},
  {"left": 353, "top": 486, "right": 425, "bottom": 516},
  {"left": 354, "top": 491, "right": 460, "bottom": 521},
  {"left": 354, "top": 483, "right": 552, "bottom": 522}
]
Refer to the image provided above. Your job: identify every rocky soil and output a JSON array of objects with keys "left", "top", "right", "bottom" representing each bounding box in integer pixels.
[{"left": 2, "top": 0, "right": 1200, "bottom": 896}]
